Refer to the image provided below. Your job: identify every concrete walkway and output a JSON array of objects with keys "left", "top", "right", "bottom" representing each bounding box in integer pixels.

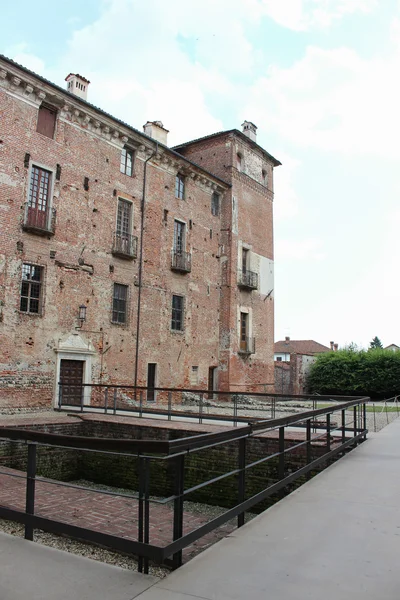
[
  {"left": 136, "top": 418, "right": 400, "bottom": 599},
  {"left": 1, "top": 418, "right": 400, "bottom": 599}
]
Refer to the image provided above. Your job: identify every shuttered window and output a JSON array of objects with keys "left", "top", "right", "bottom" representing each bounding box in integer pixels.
[
  {"left": 171, "top": 295, "right": 184, "bottom": 331},
  {"left": 36, "top": 104, "right": 56, "bottom": 139}
]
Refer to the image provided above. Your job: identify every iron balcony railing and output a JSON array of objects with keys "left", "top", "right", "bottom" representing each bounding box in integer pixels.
[
  {"left": 238, "top": 269, "right": 258, "bottom": 290},
  {"left": 171, "top": 250, "right": 192, "bottom": 273},
  {"left": 22, "top": 203, "right": 56, "bottom": 236},
  {"left": 239, "top": 336, "right": 256, "bottom": 355},
  {"left": 112, "top": 232, "right": 138, "bottom": 259}
]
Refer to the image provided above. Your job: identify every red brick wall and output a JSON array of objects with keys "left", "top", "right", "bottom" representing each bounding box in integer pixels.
[{"left": 0, "top": 59, "right": 277, "bottom": 409}]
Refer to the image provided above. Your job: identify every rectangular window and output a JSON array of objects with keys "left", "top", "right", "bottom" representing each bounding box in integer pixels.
[
  {"left": 211, "top": 192, "right": 220, "bottom": 216},
  {"left": 175, "top": 174, "right": 185, "bottom": 199},
  {"left": 242, "top": 248, "right": 249, "bottom": 274},
  {"left": 171, "top": 295, "right": 184, "bottom": 331},
  {"left": 120, "top": 147, "right": 134, "bottom": 176},
  {"left": 147, "top": 363, "right": 157, "bottom": 402},
  {"left": 117, "top": 199, "right": 132, "bottom": 236},
  {"left": 20, "top": 264, "right": 43, "bottom": 314},
  {"left": 240, "top": 312, "right": 248, "bottom": 351},
  {"left": 112, "top": 283, "right": 128, "bottom": 324},
  {"left": 27, "top": 166, "right": 51, "bottom": 229},
  {"left": 173, "top": 220, "right": 185, "bottom": 253},
  {"left": 36, "top": 104, "right": 56, "bottom": 139}
]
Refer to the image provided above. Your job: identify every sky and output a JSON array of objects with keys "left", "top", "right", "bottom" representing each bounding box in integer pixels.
[{"left": 2, "top": 0, "right": 400, "bottom": 350}]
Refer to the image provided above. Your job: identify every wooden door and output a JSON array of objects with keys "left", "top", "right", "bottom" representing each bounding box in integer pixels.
[{"left": 60, "top": 360, "right": 84, "bottom": 406}]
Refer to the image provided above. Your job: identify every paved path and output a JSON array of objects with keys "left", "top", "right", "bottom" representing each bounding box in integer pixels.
[
  {"left": 135, "top": 417, "right": 400, "bottom": 599},
  {"left": 0, "top": 531, "right": 158, "bottom": 600}
]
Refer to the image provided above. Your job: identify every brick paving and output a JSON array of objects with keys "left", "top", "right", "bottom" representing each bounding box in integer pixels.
[{"left": 0, "top": 466, "right": 236, "bottom": 563}]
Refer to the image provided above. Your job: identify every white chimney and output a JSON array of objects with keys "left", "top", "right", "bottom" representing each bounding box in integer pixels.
[
  {"left": 65, "top": 73, "right": 90, "bottom": 101},
  {"left": 143, "top": 121, "right": 169, "bottom": 145},
  {"left": 242, "top": 121, "right": 257, "bottom": 142}
]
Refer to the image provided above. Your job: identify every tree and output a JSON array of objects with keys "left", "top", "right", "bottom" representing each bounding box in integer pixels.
[{"left": 369, "top": 336, "right": 383, "bottom": 350}]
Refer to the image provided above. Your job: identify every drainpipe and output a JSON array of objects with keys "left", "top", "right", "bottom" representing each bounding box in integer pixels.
[{"left": 133, "top": 143, "right": 158, "bottom": 396}]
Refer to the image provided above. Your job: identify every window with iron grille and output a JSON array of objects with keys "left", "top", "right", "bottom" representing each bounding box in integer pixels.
[
  {"left": 20, "top": 264, "right": 43, "bottom": 314},
  {"left": 28, "top": 166, "right": 51, "bottom": 222},
  {"left": 175, "top": 174, "right": 185, "bottom": 199},
  {"left": 117, "top": 199, "right": 132, "bottom": 236},
  {"left": 120, "top": 147, "right": 134, "bottom": 176},
  {"left": 36, "top": 104, "right": 56, "bottom": 139},
  {"left": 173, "top": 220, "right": 185, "bottom": 253},
  {"left": 211, "top": 192, "right": 220, "bottom": 216},
  {"left": 171, "top": 295, "right": 184, "bottom": 331},
  {"left": 112, "top": 283, "right": 128, "bottom": 324}
]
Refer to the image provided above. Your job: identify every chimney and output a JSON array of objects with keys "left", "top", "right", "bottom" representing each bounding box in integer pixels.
[
  {"left": 334, "top": 343, "right": 338, "bottom": 352},
  {"left": 242, "top": 121, "right": 257, "bottom": 142},
  {"left": 65, "top": 73, "right": 90, "bottom": 101},
  {"left": 285, "top": 336, "right": 290, "bottom": 343},
  {"left": 143, "top": 121, "right": 169, "bottom": 145},
  {"left": 330, "top": 341, "right": 334, "bottom": 350}
]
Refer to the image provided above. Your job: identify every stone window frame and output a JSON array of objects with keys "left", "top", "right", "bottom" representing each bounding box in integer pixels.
[
  {"left": 111, "top": 282, "right": 130, "bottom": 326},
  {"left": 171, "top": 294, "right": 185, "bottom": 332},
  {"left": 19, "top": 262, "right": 45, "bottom": 316},
  {"left": 26, "top": 160, "right": 56, "bottom": 229},
  {"left": 120, "top": 146, "right": 135, "bottom": 177},
  {"left": 175, "top": 173, "right": 185, "bottom": 200}
]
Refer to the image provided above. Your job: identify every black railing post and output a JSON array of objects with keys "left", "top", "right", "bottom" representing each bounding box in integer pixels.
[
  {"left": 199, "top": 393, "right": 203, "bottom": 425},
  {"left": 104, "top": 387, "right": 108, "bottom": 414},
  {"left": 25, "top": 442, "right": 37, "bottom": 541},
  {"left": 80, "top": 384, "right": 84, "bottom": 412},
  {"left": 168, "top": 391, "right": 172, "bottom": 421},
  {"left": 172, "top": 454, "right": 185, "bottom": 569},
  {"left": 353, "top": 405, "right": 357, "bottom": 446},
  {"left": 58, "top": 383, "right": 62, "bottom": 410},
  {"left": 306, "top": 420, "right": 311, "bottom": 480},
  {"left": 143, "top": 457, "right": 150, "bottom": 575},
  {"left": 326, "top": 413, "right": 331, "bottom": 453},
  {"left": 238, "top": 437, "right": 246, "bottom": 527},
  {"left": 363, "top": 402, "right": 367, "bottom": 440},
  {"left": 138, "top": 456, "right": 145, "bottom": 573},
  {"left": 113, "top": 388, "right": 117, "bottom": 414},
  {"left": 278, "top": 426, "right": 285, "bottom": 497},
  {"left": 139, "top": 391, "right": 143, "bottom": 418},
  {"left": 233, "top": 394, "right": 238, "bottom": 427},
  {"left": 341, "top": 409, "right": 346, "bottom": 445}
]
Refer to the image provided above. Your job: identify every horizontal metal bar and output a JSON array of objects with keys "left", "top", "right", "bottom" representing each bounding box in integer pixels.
[
  {"left": 0, "top": 507, "right": 164, "bottom": 562},
  {"left": 0, "top": 428, "right": 169, "bottom": 454},
  {"left": 58, "top": 382, "right": 369, "bottom": 402}
]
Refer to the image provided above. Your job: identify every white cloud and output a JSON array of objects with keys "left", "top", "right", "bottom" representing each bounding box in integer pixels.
[
  {"left": 261, "top": 0, "right": 378, "bottom": 31},
  {"left": 275, "top": 237, "right": 325, "bottom": 261},
  {"left": 273, "top": 152, "right": 301, "bottom": 221},
  {"left": 245, "top": 41, "right": 400, "bottom": 159}
]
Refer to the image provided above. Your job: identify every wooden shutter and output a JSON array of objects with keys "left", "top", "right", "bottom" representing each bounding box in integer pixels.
[{"left": 37, "top": 105, "right": 56, "bottom": 139}]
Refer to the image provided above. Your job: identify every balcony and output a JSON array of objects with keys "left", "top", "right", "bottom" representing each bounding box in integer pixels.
[
  {"left": 238, "top": 337, "right": 256, "bottom": 355},
  {"left": 112, "top": 232, "right": 138, "bottom": 259},
  {"left": 238, "top": 269, "right": 258, "bottom": 290},
  {"left": 22, "top": 203, "right": 56, "bottom": 236},
  {"left": 171, "top": 250, "right": 192, "bottom": 273}
]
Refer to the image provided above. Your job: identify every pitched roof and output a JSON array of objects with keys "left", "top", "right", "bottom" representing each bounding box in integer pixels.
[
  {"left": 274, "top": 340, "right": 331, "bottom": 355},
  {"left": 173, "top": 130, "right": 282, "bottom": 167}
]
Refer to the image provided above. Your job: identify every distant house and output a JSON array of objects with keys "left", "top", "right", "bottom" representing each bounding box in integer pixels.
[
  {"left": 384, "top": 344, "right": 400, "bottom": 352},
  {"left": 274, "top": 337, "right": 332, "bottom": 361}
]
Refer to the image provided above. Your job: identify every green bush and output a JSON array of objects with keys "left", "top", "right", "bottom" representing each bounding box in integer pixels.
[{"left": 307, "top": 349, "right": 400, "bottom": 399}]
